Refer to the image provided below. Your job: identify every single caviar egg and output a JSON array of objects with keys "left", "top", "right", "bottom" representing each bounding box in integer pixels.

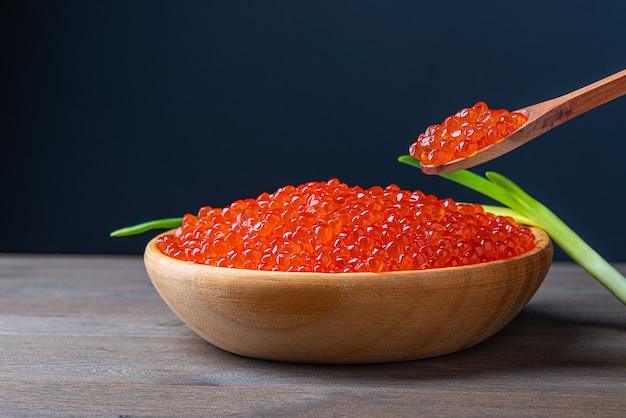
[
  {"left": 409, "top": 102, "right": 528, "bottom": 167},
  {"left": 155, "top": 179, "right": 536, "bottom": 273}
]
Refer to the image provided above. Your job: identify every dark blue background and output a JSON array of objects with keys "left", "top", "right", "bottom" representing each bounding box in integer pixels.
[{"left": 2, "top": 1, "right": 626, "bottom": 261}]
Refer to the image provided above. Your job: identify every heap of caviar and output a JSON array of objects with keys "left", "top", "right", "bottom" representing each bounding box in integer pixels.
[
  {"left": 409, "top": 101, "right": 527, "bottom": 167},
  {"left": 156, "top": 179, "right": 535, "bottom": 273}
]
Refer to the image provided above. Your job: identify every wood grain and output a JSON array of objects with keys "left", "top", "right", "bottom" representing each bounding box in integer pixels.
[{"left": 1, "top": 254, "right": 625, "bottom": 417}]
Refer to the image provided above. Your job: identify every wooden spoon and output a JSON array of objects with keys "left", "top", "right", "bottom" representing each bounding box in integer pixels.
[{"left": 421, "top": 69, "right": 626, "bottom": 175}]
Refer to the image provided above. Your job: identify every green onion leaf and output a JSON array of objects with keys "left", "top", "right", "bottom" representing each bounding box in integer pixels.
[{"left": 110, "top": 217, "right": 183, "bottom": 237}]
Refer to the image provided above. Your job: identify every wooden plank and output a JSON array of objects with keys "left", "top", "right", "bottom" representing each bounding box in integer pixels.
[
  {"left": 2, "top": 382, "right": 625, "bottom": 417},
  {"left": 1, "top": 255, "right": 625, "bottom": 416}
]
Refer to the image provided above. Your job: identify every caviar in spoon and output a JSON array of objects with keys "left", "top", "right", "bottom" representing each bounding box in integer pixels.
[
  {"left": 415, "top": 68, "right": 626, "bottom": 175},
  {"left": 409, "top": 101, "right": 527, "bottom": 167}
]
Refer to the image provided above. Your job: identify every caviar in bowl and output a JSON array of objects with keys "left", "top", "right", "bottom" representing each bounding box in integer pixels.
[{"left": 144, "top": 226, "right": 552, "bottom": 364}]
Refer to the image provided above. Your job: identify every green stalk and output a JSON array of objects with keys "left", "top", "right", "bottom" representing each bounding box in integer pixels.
[
  {"left": 486, "top": 172, "right": 626, "bottom": 304},
  {"left": 110, "top": 217, "right": 183, "bottom": 237},
  {"left": 398, "top": 156, "right": 520, "bottom": 209},
  {"left": 398, "top": 155, "right": 626, "bottom": 305}
]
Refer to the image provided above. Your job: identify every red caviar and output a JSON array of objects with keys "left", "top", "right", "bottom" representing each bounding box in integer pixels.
[
  {"left": 409, "top": 101, "right": 527, "bottom": 166},
  {"left": 156, "top": 179, "right": 536, "bottom": 273}
]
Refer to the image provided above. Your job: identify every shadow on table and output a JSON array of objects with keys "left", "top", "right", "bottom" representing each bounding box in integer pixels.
[{"left": 187, "top": 304, "right": 626, "bottom": 384}]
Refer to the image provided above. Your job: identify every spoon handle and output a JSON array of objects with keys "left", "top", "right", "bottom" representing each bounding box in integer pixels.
[{"left": 524, "top": 68, "right": 626, "bottom": 125}]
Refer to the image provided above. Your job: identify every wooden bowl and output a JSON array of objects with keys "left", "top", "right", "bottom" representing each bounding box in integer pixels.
[{"left": 144, "top": 227, "right": 552, "bottom": 364}]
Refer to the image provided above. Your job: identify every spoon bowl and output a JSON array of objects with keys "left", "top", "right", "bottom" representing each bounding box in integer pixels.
[
  {"left": 421, "top": 69, "right": 626, "bottom": 174},
  {"left": 144, "top": 227, "right": 552, "bottom": 364}
]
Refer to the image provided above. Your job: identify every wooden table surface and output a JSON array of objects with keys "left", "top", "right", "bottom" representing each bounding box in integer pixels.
[{"left": 1, "top": 254, "right": 625, "bottom": 417}]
